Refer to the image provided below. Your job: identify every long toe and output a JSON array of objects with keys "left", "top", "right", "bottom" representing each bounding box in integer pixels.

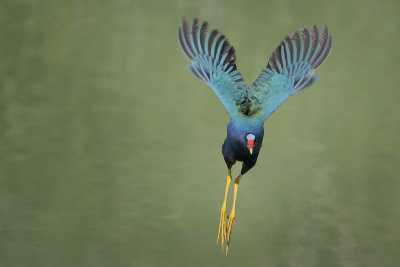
[
  {"left": 225, "top": 210, "right": 235, "bottom": 255},
  {"left": 217, "top": 204, "right": 227, "bottom": 248}
]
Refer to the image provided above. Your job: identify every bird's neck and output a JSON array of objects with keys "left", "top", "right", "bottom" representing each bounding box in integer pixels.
[
  {"left": 227, "top": 117, "right": 264, "bottom": 140},
  {"left": 230, "top": 117, "right": 263, "bottom": 131}
]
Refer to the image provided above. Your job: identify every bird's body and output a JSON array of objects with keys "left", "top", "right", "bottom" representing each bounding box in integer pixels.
[
  {"left": 178, "top": 17, "right": 332, "bottom": 254},
  {"left": 223, "top": 118, "right": 264, "bottom": 173}
]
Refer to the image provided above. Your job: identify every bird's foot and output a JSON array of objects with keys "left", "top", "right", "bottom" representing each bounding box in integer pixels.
[
  {"left": 225, "top": 209, "right": 236, "bottom": 255},
  {"left": 217, "top": 203, "right": 227, "bottom": 248}
]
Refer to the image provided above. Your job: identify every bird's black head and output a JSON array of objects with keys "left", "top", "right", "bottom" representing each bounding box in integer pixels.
[{"left": 227, "top": 119, "right": 264, "bottom": 155}]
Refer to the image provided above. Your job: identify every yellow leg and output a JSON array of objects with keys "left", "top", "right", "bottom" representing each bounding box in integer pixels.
[
  {"left": 217, "top": 170, "right": 232, "bottom": 248},
  {"left": 226, "top": 174, "right": 243, "bottom": 255}
]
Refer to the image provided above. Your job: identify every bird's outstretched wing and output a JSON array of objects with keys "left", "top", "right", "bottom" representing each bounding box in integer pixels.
[
  {"left": 248, "top": 25, "right": 333, "bottom": 121},
  {"left": 178, "top": 18, "right": 249, "bottom": 118}
]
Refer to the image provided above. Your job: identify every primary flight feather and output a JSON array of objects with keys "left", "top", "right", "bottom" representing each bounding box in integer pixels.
[{"left": 178, "top": 17, "right": 333, "bottom": 254}]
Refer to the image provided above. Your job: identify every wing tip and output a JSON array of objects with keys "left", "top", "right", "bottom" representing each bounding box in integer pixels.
[{"left": 267, "top": 24, "right": 332, "bottom": 72}]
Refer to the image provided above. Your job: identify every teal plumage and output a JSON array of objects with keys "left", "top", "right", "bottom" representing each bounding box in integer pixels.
[
  {"left": 248, "top": 25, "right": 332, "bottom": 121},
  {"left": 178, "top": 18, "right": 332, "bottom": 252},
  {"left": 178, "top": 18, "right": 332, "bottom": 122},
  {"left": 178, "top": 18, "right": 249, "bottom": 119},
  {"left": 178, "top": 16, "right": 332, "bottom": 173}
]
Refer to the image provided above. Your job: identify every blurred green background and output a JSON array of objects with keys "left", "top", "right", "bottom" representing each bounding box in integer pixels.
[{"left": 0, "top": 0, "right": 399, "bottom": 266}]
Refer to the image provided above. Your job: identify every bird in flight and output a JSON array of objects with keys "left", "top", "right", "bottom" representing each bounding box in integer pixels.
[{"left": 178, "top": 17, "right": 332, "bottom": 254}]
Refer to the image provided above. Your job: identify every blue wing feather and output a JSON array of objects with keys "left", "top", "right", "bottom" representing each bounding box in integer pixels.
[
  {"left": 248, "top": 25, "right": 333, "bottom": 121},
  {"left": 178, "top": 20, "right": 332, "bottom": 121},
  {"left": 178, "top": 18, "right": 249, "bottom": 118}
]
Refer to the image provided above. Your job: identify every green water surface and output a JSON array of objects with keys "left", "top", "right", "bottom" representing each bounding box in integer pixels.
[{"left": 0, "top": 0, "right": 399, "bottom": 266}]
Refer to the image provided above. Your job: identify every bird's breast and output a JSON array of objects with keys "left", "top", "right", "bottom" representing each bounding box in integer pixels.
[{"left": 222, "top": 138, "right": 260, "bottom": 162}]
